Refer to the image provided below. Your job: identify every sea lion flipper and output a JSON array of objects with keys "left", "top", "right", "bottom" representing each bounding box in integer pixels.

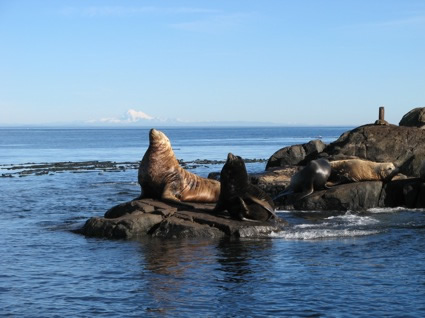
[
  {"left": 238, "top": 197, "right": 251, "bottom": 220},
  {"left": 273, "top": 188, "right": 294, "bottom": 201},
  {"left": 161, "top": 190, "right": 194, "bottom": 209},
  {"left": 298, "top": 188, "right": 314, "bottom": 200},
  {"left": 246, "top": 195, "right": 275, "bottom": 214}
]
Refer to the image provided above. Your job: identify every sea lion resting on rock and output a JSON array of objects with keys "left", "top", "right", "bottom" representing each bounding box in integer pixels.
[
  {"left": 138, "top": 129, "right": 220, "bottom": 204},
  {"left": 214, "top": 153, "right": 277, "bottom": 222},
  {"left": 327, "top": 159, "right": 397, "bottom": 185},
  {"left": 274, "top": 158, "right": 331, "bottom": 200}
]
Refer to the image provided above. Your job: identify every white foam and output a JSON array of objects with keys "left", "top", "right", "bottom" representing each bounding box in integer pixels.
[
  {"left": 368, "top": 207, "right": 425, "bottom": 213},
  {"left": 294, "top": 223, "right": 331, "bottom": 229},
  {"left": 270, "top": 229, "right": 381, "bottom": 240},
  {"left": 326, "top": 213, "right": 379, "bottom": 226}
]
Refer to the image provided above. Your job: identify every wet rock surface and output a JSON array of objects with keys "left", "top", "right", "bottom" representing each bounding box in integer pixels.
[{"left": 79, "top": 199, "right": 287, "bottom": 240}]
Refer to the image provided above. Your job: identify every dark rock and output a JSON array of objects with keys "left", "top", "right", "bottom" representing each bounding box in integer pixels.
[
  {"left": 322, "top": 124, "right": 425, "bottom": 177},
  {"left": 416, "top": 183, "right": 425, "bottom": 208},
  {"left": 420, "top": 160, "right": 425, "bottom": 180},
  {"left": 276, "top": 181, "right": 383, "bottom": 211},
  {"left": 380, "top": 178, "right": 425, "bottom": 208},
  {"left": 266, "top": 139, "right": 326, "bottom": 169},
  {"left": 105, "top": 199, "right": 175, "bottom": 218},
  {"left": 151, "top": 216, "right": 225, "bottom": 239},
  {"left": 82, "top": 212, "right": 163, "bottom": 239},
  {"left": 250, "top": 166, "right": 301, "bottom": 199},
  {"left": 374, "top": 119, "right": 389, "bottom": 125},
  {"left": 207, "top": 172, "right": 220, "bottom": 181},
  {"left": 80, "top": 199, "right": 287, "bottom": 240},
  {"left": 399, "top": 107, "right": 425, "bottom": 128}
]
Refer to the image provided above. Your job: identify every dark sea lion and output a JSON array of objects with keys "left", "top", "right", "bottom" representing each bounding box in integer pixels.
[
  {"left": 214, "top": 153, "right": 277, "bottom": 221},
  {"left": 327, "top": 159, "right": 397, "bottom": 185},
  {"left": 274, "top": 158, "right": 331, "bottom": 200},
  {"left": 138, "top": 129, "right": 221, "bottom": 204}
]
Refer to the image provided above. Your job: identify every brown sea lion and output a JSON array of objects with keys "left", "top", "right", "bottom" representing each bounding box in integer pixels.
[
  {"left": 274, "top": 158, "right": 331, "bottom": 200},
  {"left": 327, "top": 159, "right": 397, "bottom": 185},
  {"left": 138, "top": 129, "right": 220, "bottom": 204},
  {"left": 214, "top": 153, "right": 277, "bottom": 221}
]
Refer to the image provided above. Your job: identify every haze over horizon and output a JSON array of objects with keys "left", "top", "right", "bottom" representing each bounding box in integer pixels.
[{"left": 1, "top": 0, "right": 424, "bottom": 126}]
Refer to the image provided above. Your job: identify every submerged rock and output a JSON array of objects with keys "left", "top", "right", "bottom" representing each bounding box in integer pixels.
[{"left": 80, "top": 199, "right": 287, "bottom": 240}]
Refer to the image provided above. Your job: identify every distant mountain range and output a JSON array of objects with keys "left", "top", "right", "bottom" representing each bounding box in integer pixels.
[
  {"left": 83, "top": 109, "right": 281, "bottom": 127},
  {"left": 0, "top": 109, "right": 316, "bottom": 127}
]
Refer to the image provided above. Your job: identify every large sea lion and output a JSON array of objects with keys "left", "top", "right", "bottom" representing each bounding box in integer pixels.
[
  {"left": 214, "top": 153, "right": 277, "bottom": 221},
  {"left": 274, "top": 158, "right": 331, "bottom": 200},
  {"left": 138, "top": 129, "right": 220, "bottom": 204},
  {"left": 327, "top": 159, "right": 397, "bottom": 185}
]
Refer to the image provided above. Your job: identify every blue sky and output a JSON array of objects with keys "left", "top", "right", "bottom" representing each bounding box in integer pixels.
[{"left": 0, "top": 0, "right": 424, "bottom": 126}]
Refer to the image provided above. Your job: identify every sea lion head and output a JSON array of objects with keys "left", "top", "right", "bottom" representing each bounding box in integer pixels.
[
  {"left": 378, "top": 162, "right": 397, "bottom": 181},
  {"left": 149, "top": 128, "right": 171, "bottom": 149},
  {"left": 220, "top": 153, "right": 249, "bottom": 192}
]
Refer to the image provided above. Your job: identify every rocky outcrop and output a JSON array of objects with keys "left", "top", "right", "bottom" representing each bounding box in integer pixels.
[
  {"left": 321, "top": 124, "right": 425, "bottom": 177},
  {"left": 266, "top": 139, "right": 326, "bottom": 169},
  {"left": 273, "top": 178, "right": 425, "bottom": 211},
  {"left": 79, "top": 199, "right": 287, "bottom": 240},
  {"left": 263, "top": 118, "right": 425, "bottom": 211},
  {"left": 399, "top": 107, "right": 425, "bottom": 128},
  {"left": 275, "top": 181, "right": 384, "bottom": 211}
]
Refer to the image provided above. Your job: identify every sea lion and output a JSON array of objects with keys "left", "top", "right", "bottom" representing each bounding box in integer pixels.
[
  {"left": 327, "top": 159, "right": 397, "bottom": 185},
  {"left": 138, "top": 129, "right": 220, "bottom": 204},
  {"left": 274, "top": 158, "right": 331, "bottom": 200},
  {"left": 214, "top": 153, "right": 277, "bottom": 221}
]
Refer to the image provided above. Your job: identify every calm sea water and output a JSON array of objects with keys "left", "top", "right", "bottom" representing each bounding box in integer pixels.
[{"left": 1, "top": 127, "right": 425, "bottom": 317}]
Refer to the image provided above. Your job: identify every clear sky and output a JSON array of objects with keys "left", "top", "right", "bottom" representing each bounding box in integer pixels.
[{"left": 1, "top": 0, "right": 424, "bottom": 126}]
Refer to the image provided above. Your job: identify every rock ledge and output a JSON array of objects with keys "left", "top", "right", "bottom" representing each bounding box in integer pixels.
[{"left": 79, "top": 199, "right": 287, "bottom": 240}]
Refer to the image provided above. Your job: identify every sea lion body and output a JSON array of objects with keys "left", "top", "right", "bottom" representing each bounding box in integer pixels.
[
  {"left": 274, "top": 158, "right": 331, "bottom": 200},
  {"left": 214, "top": 153, "right": 277, "bottom": 221},
  {"left": 138, "top": 129, "right": 220, "bottom": 203},
  {"left": 328, "top": 159, "right": 397, "bottom": 184}
]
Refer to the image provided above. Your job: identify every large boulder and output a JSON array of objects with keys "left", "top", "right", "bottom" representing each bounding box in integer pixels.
[
  {"left": 266, "top": 139, "right": 326, "bottom": 169},
  {"left": 399, "top": 107, "right": 425, "bottom": 128},
  {"left": 275, "top": 181, "right": 384, "bottom": 211},
  {"left": 321, "top": 124, "right": 425, "bottom": 177}
]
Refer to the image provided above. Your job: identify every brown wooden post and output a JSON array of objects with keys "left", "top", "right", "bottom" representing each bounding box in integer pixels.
[{"left": 379, "top": 106, "right": 385, "bottom": 121}]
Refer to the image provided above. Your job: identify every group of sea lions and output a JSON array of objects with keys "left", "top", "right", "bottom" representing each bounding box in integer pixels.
[{"left": 138, "top": 129, "right": 399, "bottom": 222}]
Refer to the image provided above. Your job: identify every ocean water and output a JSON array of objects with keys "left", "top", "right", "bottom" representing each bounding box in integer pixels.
[{"left": 1, "top": 127, "right": 425, "bottom": 317}]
